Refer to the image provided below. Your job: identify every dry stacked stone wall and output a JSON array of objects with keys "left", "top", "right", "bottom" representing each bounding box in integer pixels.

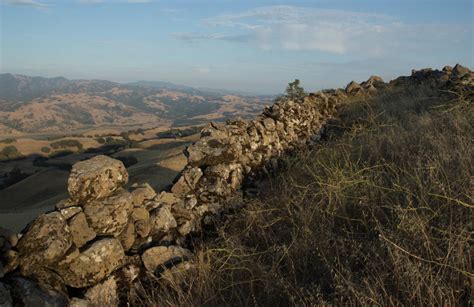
[{"left": 0, "top": 65, "right": 472, "bottom": 306}]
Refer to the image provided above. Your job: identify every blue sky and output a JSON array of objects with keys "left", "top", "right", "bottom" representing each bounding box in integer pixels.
[{"left": 0, "top": 0, "right": 472, "bottom": 94}]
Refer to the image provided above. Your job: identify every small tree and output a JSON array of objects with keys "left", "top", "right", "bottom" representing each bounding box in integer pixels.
[{"left": 285, "top": 79, "right": 307, "bottom": 102}]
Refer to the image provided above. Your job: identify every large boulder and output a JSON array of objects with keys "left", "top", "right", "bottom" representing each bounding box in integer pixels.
[
  {"left": 453, "top": 64, "right": 471, "bottom": 76},
  {"left": 17, "top": 212, "right": 73, "bottom": 276},
  {"left": 68, "top": 155, "right": 128, "bottom": 202},
  {"left": 83, "top": 189, "right": 133, "bottom": 236},
  {"left": 57, "top": 238, "right": 126, "bottom": 288}
]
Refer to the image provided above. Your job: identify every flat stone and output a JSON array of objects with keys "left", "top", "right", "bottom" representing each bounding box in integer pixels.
[
  {"left": 17, "top": 212, "right": 73, "bottom": 276},
  {"left": 141, "top": 246, "right": 193, "bottom": 274},
  {"left": 57, "top": 238, "right": 126, "bottom": 288},
  {"left": 55, "top": 198, "right": 77, "bottom": 210},
  {"left": 83, "top": 189, "right": 133, "bottom": 236},
  {"left": 68, "top": 212, "right": 96, "bottom": 248},
  {"left": 68, "top": 155, "right": 128, "bottom": 202}
]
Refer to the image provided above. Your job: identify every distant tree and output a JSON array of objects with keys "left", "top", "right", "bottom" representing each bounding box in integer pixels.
[{"left": 285, "top": 79, "right": 307, "bottom": 102}]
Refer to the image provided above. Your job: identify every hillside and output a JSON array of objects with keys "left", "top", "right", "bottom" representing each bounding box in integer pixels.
[
  {"left": 0, "top": 65, "right": 472, "bottom": 306},
  {"left": 0, "top": 74, "right": 271, "bottom": 135}
]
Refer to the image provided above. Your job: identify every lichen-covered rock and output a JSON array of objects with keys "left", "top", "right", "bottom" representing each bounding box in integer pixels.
[
  {"left": 0, "top": 282, "right": 12, "bottom": 307},
  {"left": 453, "top": 64, "right": 470, "bottom": 76},
  {"left": 118, "top": 220, "right": 135, "bottom": 251},
  {"left": 131, "top": 207, "right": 149, "bottom": 222},
  {"left": 149, "top": 206, "right": 177, "bottom": 235},
  {"left": 30, "top": 267, "right": 68, "bottom": 295},
  {"left": 57, "top": 238, "right": 126, "bottom": 288},
  {"left": 68, "top": 212, "right": 96, "bottom": 248},
  {"left": 131, "top": 207, "right": 151, "bottom": 238},
  {"left": 83, "top": 189, "right": 133, "bottom": 236},
  {"left": 118, "top": 263, "right": 141, "bottom": 284},
  {"left": 0, "top": 227, "right": 18, "bottom": 248},
  {"left": 9, "top": 277, "right": 68, "bottom": 307},
  {"left": 130, "top": 183, "right": 156, "bottom": 206},
  {"left": 171, "top": 175, "right": 192, "bottom": 196},
  {"left": 59, "top": 206, "right": 82, "bottom": 220},
  {"left": 68, "top": 155, "right": 128, "bottom": 202},
  {"left": 182, "top": 167, "right": 203, "bottom": 189},
  {"left": 345, "top": 81, "right": 362, "bottom": 94},
  {"left": 84, "top": 276, "right": 118, "bottom": 307},
  {"left": 69, "top": 297, "right": 90, "bottom": 307},
  {"left": 154, "top": 191, "right": 180, "bottom": 206},
  {"left": 17, "top": 212, "right": 73, "bottom": 276},
  {"left": 141, "top": 246, "right": 193, "bottom": 274},
  {"left": 55, "top": 198, "right": 77, "bottom": 210}
]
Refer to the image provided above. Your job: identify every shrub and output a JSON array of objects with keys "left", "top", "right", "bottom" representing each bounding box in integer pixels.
[
  {"left": 50, "top": 139, "right": 83, "bottom": 150},
  {"left": 0, "top": 145, "right": 23, "bottom": 161},
  {"left": 0, "top": 167, "right": 30, "bottom": 189},
  {"left": 40, "top": 146, "right": 51, "bottom": 153},
  {"left": 283, "top": 79, "right": 307, "bottom": 102}
]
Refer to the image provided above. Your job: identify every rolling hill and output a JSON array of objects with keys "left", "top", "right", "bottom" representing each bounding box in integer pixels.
[{"left": 0, "top": 73, "right": 272, "bottom": 135}]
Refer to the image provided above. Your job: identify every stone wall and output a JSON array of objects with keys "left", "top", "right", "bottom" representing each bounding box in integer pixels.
[{"left": 0, "top": 64, "right": 472, "bottom": 306}]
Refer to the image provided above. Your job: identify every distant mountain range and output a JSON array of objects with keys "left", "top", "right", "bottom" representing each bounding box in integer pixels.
[{"left": 0, "top": 73, "right": 273, "bottom": 135}]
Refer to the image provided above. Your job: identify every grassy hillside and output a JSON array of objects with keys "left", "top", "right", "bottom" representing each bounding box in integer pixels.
[{"left": 131, "top": 84, "right": 473, "bottom": 305}]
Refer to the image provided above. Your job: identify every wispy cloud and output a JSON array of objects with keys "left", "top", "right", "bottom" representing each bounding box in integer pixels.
[
  {"left": 173, "top": 32, "right": 251, "bottom": 43},
  {"left": 2, "top": 0, "right": 48, "bottom": 7},
  {"left": 176, "top": 6, "right": 468, "bottom": 57}
]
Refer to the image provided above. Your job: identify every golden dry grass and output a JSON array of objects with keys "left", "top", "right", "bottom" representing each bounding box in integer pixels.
[{"left": 130, "top": 84, "right": 473, "bottom": 306}]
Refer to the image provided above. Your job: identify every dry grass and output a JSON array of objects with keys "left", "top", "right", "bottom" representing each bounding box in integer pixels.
[{"left": 131, "top": 84, "right": 473, "bottom": 306}]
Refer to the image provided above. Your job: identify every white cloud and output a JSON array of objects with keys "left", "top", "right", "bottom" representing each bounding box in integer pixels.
[
  {"left": 177, "top": 5, "right": 468, "bottom": 57},
  {"left": 193, "top": 67, "right": 211, "bottom": 74},
  {"left": 3, "top": 0, "right": 48, "bottom": 7}
]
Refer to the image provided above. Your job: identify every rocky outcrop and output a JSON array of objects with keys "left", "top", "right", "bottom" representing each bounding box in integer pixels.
[{"left": 0, "top": 65, "right": 472, "bottom": 306}]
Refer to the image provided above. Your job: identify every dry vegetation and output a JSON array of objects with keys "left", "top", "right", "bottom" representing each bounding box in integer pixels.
[{"left": 130, "top": 84, "right": 473, "bottom": 306}]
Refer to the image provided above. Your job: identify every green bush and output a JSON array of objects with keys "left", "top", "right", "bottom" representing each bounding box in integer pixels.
[
  {"left": 40, "top": 146, "right": 51, "bottom": 153},
  {"left": 0, "top": 145, "right": 23, "bottom": 161},
  {"left": 50, "top": 139, "right": 83, "bottom": 150}
]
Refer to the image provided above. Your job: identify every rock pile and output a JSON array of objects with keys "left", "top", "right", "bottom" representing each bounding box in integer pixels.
[{"left": 0, "top": 64, "right": 472, "bottom": 306}]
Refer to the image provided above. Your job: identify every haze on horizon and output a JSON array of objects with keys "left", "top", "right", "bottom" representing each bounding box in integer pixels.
[{"left": 0, "top": 0, "right": 472, "bottom": 94}]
